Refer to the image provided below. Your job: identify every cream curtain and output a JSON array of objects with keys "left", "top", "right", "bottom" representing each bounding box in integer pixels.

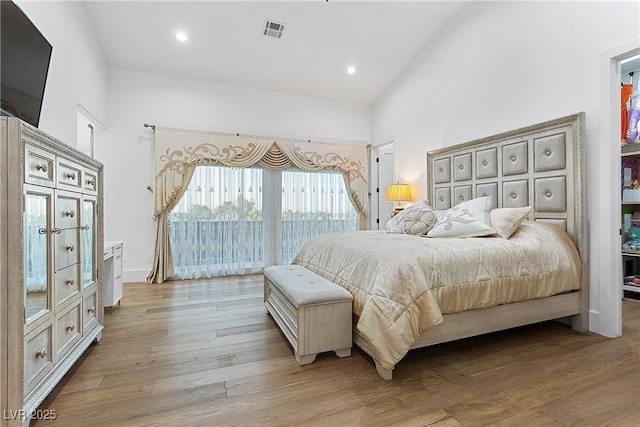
[{"left": 147, "top": 127, "right": 368, "bottom": 283}]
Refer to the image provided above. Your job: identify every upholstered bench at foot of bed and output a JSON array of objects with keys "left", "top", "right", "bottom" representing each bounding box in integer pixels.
[{"left": 264, "top": 265, "right": 353, "bottom": 365}]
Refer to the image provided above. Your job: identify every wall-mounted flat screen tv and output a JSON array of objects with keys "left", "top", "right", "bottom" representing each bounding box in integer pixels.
[{"left": 1, "top": 1, "right": 52, "bottom": 128}]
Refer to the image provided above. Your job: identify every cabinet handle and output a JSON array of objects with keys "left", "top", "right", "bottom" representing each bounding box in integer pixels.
[
  {"left": 35, "top": 163, "right": 48, "bottom": 173},
  {"left": 88, "top": 306, "right": 96, "bottom": 314},
  {"left": 66, "top": 278, "right": 75, "bottom": 285},
  {"left": 86, "top": 178, "right": 95, "bottom": 186},
  {"left": 64, "top": 172, "right": 77, "bottom": 180},
  {"left": 36, "top": 348, "right": 47, "bottom": 358},
  {"left": 66, "top": 245, "right": 75, "bottom": 252},
  {"left": 39, "top": 227, "right": 61, "bottom": 235},
  {"left": 66, "top": 323, "right": 75, "bottom": 332},
  {"left": 64, "top": 210, "right": 75, "bottom": 218}
]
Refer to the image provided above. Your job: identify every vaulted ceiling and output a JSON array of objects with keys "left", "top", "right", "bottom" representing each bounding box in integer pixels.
[{"left": 82, "top": 1, "right": 469, "bottom": 105}]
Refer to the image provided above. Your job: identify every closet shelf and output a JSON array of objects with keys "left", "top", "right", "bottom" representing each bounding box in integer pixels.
[{"left": 621, "top": 144, "right": 640, "bottom": 157}]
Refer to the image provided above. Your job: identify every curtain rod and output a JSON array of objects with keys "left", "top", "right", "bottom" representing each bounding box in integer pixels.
[{"left": 145, "top": 124, "right": 367, "bottom": 148}]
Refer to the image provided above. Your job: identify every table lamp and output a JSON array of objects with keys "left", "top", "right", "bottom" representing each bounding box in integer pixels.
[{"left": 385, "top": 182, "right": 412, "bottom": 215}]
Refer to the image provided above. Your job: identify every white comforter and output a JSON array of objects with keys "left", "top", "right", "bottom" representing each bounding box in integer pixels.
[{"left": 291, "top": 221, "right": 581, "bottom": 369}]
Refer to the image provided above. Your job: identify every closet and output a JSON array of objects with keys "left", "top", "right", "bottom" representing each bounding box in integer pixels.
[
  {"left": 0, "top": 117, "right": 104, "bottom": 426},
  {"left": 620, "top": 55, "right": 640, "bottom": 299}
]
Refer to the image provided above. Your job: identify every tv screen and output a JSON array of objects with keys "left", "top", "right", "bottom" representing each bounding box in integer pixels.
[{"left": 1, "top": 1, "right": 52, "bottom": 128}]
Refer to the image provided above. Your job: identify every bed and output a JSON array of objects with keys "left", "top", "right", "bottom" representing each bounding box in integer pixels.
[{"left": 292, "top": 112, "right": 588, "bottom": 380}]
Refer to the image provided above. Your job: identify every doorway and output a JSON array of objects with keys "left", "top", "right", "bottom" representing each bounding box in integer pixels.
[
  {"left": 375, "top": 142, "right": 394, "bottom": 230},
  {"left": 620, "top": 54, "right": 640, "bottom": 306},
  {"left": 601, "top": 40, "right": 640, "bottom": 339}
]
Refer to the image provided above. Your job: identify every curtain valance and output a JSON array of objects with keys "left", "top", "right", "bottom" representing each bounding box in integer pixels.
[{"left": 153, "top": 127, "right": 369, "bottom": 226}]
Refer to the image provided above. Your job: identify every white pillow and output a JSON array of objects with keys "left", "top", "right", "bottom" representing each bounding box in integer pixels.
[
  {"left": 426, "top": 196, "right": 495, "bottom": 238},
  {"left": 401, "top": 208, "right": 437, "bottom": 235},
  {"left": 489, "top": 206, "right": 532, "bottom": 239},
  {"left": 384, "top": 200, "right": 430, "bottom": 233}
]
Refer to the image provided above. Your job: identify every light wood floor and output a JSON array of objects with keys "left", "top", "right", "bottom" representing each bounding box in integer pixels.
[{"left": 33, "top": 275, "right": 640, "bottom": 427}]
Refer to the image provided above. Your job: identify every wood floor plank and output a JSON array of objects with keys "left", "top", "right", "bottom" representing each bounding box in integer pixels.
[
  {"left": 536, "top": 369, "right": 640, "bottom": 426},
  {"left": 489, "top": 409, "right": 564, "bottom": 427},
  {"left": 29, "top": 280, "right": 640, "bottom": 426}
]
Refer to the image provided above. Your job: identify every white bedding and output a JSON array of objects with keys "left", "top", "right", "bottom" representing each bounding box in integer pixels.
[{"left": 292, "top": 221, "right": 581, "bottom": 369}]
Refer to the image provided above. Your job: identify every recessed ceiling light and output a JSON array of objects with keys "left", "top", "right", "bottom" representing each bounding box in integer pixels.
[
  {"left": 176, "top": 32, "right": 188, "bottom": 42},
  {"left": 347, "top": 66, "right": 356, "bottom": 74}
]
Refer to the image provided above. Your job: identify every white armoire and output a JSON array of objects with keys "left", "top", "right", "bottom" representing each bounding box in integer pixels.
[{"left": 0, "top": 117, "right": 104, "bottom": 426}]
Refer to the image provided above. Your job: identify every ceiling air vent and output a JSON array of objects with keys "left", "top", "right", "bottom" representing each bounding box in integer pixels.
[{"left": 263, "top": 20, "right": 285, "bottom": 39}]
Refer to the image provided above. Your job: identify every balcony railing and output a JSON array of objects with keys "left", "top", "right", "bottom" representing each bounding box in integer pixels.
[{"left": 169, "top": 218, "right": 357, "bottom": 270}]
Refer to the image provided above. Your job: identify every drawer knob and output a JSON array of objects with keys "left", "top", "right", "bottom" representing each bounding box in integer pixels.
[
  {"left": 66, "top": 324, "right": 75, "bottom": 332},
  {"left": 86, "top": 178, "right": 95, "bottom": 186},
  {"left": 64, "top": 210, "right": 75, "bottom": 218},
  {"left": 66, "top": 278, "right": 75, "bottom": 285},
  {"left": 64, "top": 172, "right": 77, "bottom": 180},
  {"left": 66, "top": 245, "right": 75, "bottom": 252},
  {"left": 35, "top": 163, "right": 48, "bottom": 173},
  {"left": 36, "top": 348, "right": 47, "bottom": 358},
  {"left": 88, "top": 306, "right": 96, "bottom": 314}
]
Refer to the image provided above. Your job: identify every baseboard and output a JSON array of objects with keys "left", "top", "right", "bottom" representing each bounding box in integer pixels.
[
  {"left": 123, "top": 269, "right": 149, "bottom": 284},
  {"left": 589, "top": 309, "right": 600, "bottom": 335}
]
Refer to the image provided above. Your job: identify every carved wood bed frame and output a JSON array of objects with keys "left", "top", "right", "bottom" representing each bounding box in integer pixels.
[{"left": 353, "top": 113, "right": 588, "bottom": 380}]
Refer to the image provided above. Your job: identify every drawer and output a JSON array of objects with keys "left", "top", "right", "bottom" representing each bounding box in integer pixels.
[
  {"left": 54, "top": 263, "right": 80, "bottom": 308},
  {"left": 103, "top": 246, "right": 113, "bottom": 259},
  {"left": 55, "top": 300, "right": 82, "bottom": 360},
  {"left": 83, "top": 289, "right": 98, "bottom": 330},
  {"left": 113, "top": 272, "right": 123, "bottom": 304},
  {"left": 24, "top": 322, "right": 53, "bottom": 394},
  {"left": 24, "top": 144, "right": 56, "bottom": 187},
  {"left": 55, "top": 191, "right": 81, "bottom": 229},
  {"left": 56, "top": 158, "right": 83, "bottom": 191},
  {"left": 114, "top": 252, "right": 123, "bottom": 276},
  {"left": 83, "top": 169, "right": 98, "bottom": 193},
  {"left": 55, "top": 230, "right": 81, "bottom": 271}
]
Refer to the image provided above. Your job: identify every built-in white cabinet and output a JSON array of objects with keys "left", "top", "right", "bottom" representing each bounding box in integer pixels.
[
  {"left": 0, "top": 117, "right": 104, "bottom": 427},
  {"left": 104, "top": 241, "right": 124, "bottom": 308}
]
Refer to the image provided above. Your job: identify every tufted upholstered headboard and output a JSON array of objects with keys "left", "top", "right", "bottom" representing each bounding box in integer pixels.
[{"left": 427, "top": 113, "right": 587, "bottom": 262}]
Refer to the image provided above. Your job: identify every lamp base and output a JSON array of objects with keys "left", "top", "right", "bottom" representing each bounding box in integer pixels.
[{"left": 392, "top": 206, "right": 405, "bottom": 216}]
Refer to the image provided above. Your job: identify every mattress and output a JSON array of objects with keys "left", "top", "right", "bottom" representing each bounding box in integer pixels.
[{"left": 291, "top": 221, "right": 581, "bottom": 369}]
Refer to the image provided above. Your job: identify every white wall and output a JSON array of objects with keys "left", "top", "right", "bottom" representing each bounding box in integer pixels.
[
  {"left": 16, "top": 0, "right": 109, "bottom": 144},
  {"left": 99, "top": 68, "right": 369, "bottom": 282},
  {"left": 370, "top": 1, "right": 639, "bottom": 336}
]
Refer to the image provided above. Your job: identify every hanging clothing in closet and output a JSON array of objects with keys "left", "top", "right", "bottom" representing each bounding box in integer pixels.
[
  {"left": 622, "top": 83, "right": 633, "bottom": 143},
  {"left": 628, "top": 97, "right": 640, "bottom": 144}
]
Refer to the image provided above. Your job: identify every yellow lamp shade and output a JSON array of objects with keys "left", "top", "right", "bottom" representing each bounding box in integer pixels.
[
  {"left": 385, "top": 183, "right": 412, "bottom": 203},
  {"left": 386, "top": 183, "right": 412, "bottom": 214}
]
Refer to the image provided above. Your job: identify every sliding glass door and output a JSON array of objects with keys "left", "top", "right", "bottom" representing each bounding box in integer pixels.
[
  {"left": 281, "top": 170, "right": 357, "bottom": 264},
  {"left": 169, "top": 166, "right": 263, "bottom": 279},
  {"left": 169, "top": 166, "right": 357, "bottom": 279}
]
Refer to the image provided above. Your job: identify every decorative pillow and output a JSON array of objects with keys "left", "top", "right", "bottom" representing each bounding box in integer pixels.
[
  {"left": 426, "top": 196, "right": 495, "bottom": 238},
  {"left": 489, "top": 206, "right": 532, "bottom": 239},
  {"left": 384, "top": 200, "right": 430, "bottom": 233},
  {"left": 402, "top": 208, "right": 437, "bottom": 235}
]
